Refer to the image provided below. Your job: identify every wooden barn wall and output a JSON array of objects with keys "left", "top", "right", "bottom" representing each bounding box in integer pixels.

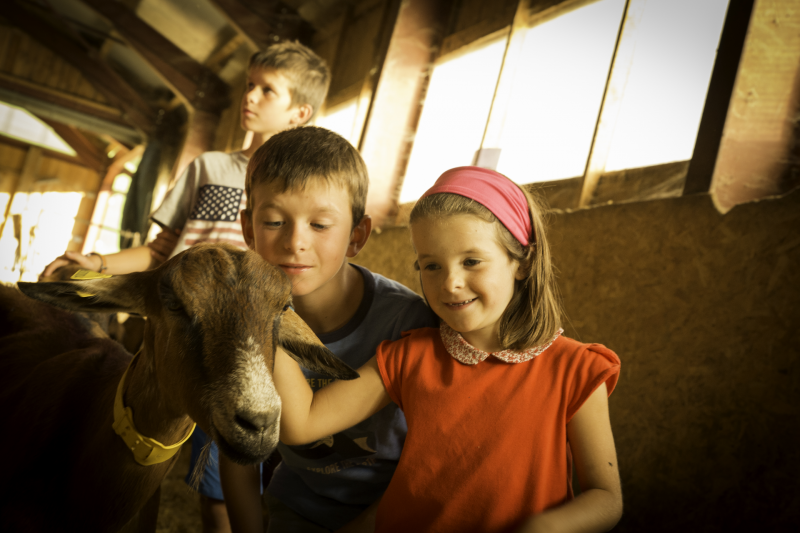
[
  {"left": 354, "top": 190, "right": 800, "bottom": 531},
  {"left": 440, "top": 0, "right": 518, "bottom": 56},
  {"left": 0, "top": 24, "right": 112, "bottom": 110},
  {"left": 314, "top": 0, "right": 390, "bottom": 110}
]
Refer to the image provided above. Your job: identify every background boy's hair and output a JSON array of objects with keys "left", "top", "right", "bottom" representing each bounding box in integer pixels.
[
  {"left": 249, "top": 41, "right": 330, "bottom": 118},
  {"left": 410, "top": 187, "right": 562, "bottom": 350},
  {"left": 245, "top": 126, "right": 369, "bottom": 228}
]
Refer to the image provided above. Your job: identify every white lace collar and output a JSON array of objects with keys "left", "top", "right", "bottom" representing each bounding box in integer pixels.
[{"left": 440, "top": 322, "right": 562, "bottom": 365}]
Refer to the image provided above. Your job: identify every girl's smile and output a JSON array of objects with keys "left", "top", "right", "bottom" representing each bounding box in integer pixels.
[{"left": 411, "top": 214, "right": 524, "bottom": 353}]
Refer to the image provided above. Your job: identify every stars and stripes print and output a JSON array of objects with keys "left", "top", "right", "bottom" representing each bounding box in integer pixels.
[{"left": 183, "top": 184, "right": 248, "bottom": 249}]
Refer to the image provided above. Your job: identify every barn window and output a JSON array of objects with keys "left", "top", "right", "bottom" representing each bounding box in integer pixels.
[
  {"left": 398, "top": 0, "right": 731, "bottom": 206},
  {"left": 0, "top": 101, "right": 75, "bottom": 156},
  {"left": 399, "top": 33, "right": 508, "bottom": 203}
]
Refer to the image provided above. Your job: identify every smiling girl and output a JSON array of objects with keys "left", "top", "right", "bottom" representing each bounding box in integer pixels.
[{"left": 274, "top": 166, "right": 622, "bottom": 533}]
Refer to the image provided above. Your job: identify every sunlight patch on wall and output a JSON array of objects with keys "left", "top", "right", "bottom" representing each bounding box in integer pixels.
[
  {"left": 0, "top": 101, "right": 76, "bottom": 156},
  {"left": 317, "top": 99, "right": 359, "bottom": 145}
]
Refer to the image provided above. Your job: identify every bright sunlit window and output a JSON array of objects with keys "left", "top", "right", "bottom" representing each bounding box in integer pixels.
[
  {"left": 496, "top": 0, "right": 626, "bottom": 183},
  {"left": 603, "top": 0, "right": 729, "bottom": 171},
  {"left": 316, "top": 99, "right": 360, "bottom": 145},
  {"left": 0, "top": 101, "right": 76, "bottom": 156},
  {"left": 399, "top": 35, "right": 508, "bottom": 203}
]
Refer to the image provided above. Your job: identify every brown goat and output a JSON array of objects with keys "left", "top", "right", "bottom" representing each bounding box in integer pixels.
[{"left": 0, "top": 243, "right": 358, "bottom": 532}]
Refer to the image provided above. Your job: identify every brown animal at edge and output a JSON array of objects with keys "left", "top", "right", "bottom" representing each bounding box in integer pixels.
[{"left": 0, "top": 243, "right": 358, "bottom": 532}]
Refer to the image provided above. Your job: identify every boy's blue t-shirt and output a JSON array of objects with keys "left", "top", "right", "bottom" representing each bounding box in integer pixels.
[{"left": 268, "top": 264, "right": 439, "bottom": 530}]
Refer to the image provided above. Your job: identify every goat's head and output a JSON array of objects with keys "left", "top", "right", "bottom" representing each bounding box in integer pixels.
[{"left": 18, "top": 243, "right": 358, "bottom": 464}]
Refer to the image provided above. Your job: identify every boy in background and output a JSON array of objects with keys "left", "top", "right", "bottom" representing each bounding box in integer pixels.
[
  {"left": 40, "top": 42, "right": 331, "bottom": 533},
  {"left": 221, "top": 126, "right": 438, "bottom": 532}
]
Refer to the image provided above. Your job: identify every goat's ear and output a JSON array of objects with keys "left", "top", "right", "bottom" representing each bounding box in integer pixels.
[
  {"left": 17, "top": 274, "right": 148, "bottom": 315},
  {"left": 278, "top": 308, "right": 359, "bottom": 381}
]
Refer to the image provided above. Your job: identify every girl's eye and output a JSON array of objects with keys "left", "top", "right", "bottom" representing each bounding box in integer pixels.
[
  {"left": 311, "top": 223, "right": 329, "bottom": 230},
  {"left": 422, "top": 263, "right": 439, "bottom": 271},
  {"left": 464, "top": 259, "right": 481, "bottom": 267}
]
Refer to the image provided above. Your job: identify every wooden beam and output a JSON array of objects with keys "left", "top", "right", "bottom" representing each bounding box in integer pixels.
[
  {"left": 4, "top": 1, "right": 156, "bottom": 135},
  {"left": 0, "top": 72, "right": 123, "bottom": 121},
  {"left": 358, "top": 0, "right": 455, "bottom": 227},
  {"left": 210, "top": 0, "right": 314, "bottom": 51},
  {"left": 682, "top": 0, "right": 757, "bottom": 196},
  {"left": 80, "top": 0, "right": 230, "bottom": 113},
  {"left": 41, "top": 119, "right": 108, "bottom": 172},
  {"left": 0, "top": 85, "right": 142, "bottom": 146}
]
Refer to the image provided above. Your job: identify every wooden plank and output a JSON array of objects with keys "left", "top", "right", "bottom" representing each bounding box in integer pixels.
[
  {"left": 703, "top": 0, "right": 798, "bottom": 212},
  {"left": 358, "top": 0, "right": 456, "bottom": 227},
  {"left": 3, "top": 1, "right": 155, "bottom": 134},
  {"left": 683, "top": 0, "right": 757, "bottom": 197},
  {"left": 80, "top": 0, "right": 229, "bottom": 113},
  {"left": 42, "top": 119, "right": 108, "bottom": 172},
  {"left": 0, "top": 85, "right": 141, "bottom": 146},
  {"left": 578, "top": 0, "right": 647, "bottom": 208},
  {"left": 0, "top": 72, "right": 123, "bottom": 118}
]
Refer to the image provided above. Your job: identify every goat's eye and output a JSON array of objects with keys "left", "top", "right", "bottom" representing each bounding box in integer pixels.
[
  {"left": 283, "top": 303, "right": 292, "bottom": 312},
  {"left": 166, "top": 300, "right": 184, "bottom": 313}
]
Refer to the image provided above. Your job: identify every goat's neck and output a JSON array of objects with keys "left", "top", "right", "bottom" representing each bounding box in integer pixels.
[{"left": 122, "top": 349, "right": 192, "bottom": 445}]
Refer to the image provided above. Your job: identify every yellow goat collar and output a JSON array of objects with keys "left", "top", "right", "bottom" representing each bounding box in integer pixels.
[{"left": 112, "top": 353, "right": 196, "bottom": 466}]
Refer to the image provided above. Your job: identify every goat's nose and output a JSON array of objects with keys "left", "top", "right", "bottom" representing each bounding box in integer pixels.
[{"left": 235, "top": 408, "right": 279, "bottom": 433}]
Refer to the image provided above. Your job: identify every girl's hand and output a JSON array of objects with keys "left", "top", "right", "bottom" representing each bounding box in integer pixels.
[{"left": 517, "top": 382, "right": 622, "bottom": 533}]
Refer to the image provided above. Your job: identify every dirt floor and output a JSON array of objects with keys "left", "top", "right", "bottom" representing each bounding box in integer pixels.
[{"left": 156, "top": 443, "right": 202, "bottom": 532}]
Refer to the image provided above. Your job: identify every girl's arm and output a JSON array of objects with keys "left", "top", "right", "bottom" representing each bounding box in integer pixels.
[
  {"left": 519, "top": 382, "right": 623, "bottom": 533},
  {"left": 274, "top": 347, "right": 392, "bottom": 445}
]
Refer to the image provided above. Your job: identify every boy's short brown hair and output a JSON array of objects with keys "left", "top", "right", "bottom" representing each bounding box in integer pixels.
[
  {"left": 249, "top": 41, "right": 330, "bottom": 119},
  {"left": 245, "top": 126, "right": 369, "bottom": 228}
]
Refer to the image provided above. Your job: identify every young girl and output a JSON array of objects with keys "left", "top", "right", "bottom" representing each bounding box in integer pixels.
[{"left": 274, "top": 166, "right": 622, "bottom": 533}]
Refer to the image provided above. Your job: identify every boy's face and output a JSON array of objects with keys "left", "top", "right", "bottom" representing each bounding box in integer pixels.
[
  {"left": 242, "top": 180, "right": 367, "bottom": 300},
  {"left": 240, "top": 67, "right": 311, "bottom": 136}
]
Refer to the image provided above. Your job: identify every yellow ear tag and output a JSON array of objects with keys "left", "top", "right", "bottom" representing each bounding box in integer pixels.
[
  {"left": 71, "top": 269, "right": 113, "bottom": 280},
  {"left": 71, "top": 269, "right": 112, "bottom": 298}
]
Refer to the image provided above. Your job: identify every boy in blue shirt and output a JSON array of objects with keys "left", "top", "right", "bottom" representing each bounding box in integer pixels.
[{"left": 220, "top": 126, "right": 437, "bottom": 532}]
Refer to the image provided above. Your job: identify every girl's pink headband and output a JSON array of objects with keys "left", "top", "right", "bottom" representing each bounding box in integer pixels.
[{"left": 420, "top": 166, "right": 533, "bottom": 246}]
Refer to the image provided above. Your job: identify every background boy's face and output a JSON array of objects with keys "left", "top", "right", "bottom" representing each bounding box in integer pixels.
[
  {"left": 241, "top": 67, "right": 308, "bottom": 136},
  {"left": 243, "top": 180, "right": 357, "bottom": 299}
]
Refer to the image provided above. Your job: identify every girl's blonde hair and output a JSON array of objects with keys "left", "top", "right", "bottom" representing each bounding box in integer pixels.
[{"left": 410, "top": 188, "right": 562, "bottom": 350}]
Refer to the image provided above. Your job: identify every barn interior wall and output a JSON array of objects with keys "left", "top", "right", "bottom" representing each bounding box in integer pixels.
[{"left": 353, "top": 188, "right": 800, "bottom": 531}]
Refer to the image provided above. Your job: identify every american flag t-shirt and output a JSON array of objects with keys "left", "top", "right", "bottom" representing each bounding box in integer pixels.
[{"left": 183, "top": 184, "right": 248, "bottom": 249}]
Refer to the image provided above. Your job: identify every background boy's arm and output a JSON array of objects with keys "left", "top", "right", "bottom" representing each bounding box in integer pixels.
[
  {"left": 40, "top": 245, "right": 157, "bottom": 278},
  {"left": 220, "top": 455, "right": 264, "bottom": 533},
  {"left": 274, "top": 347, "right": 391, "bottom": 446},
  {"left": 518, "top": 383, "right": 623, "bottom": 533},
  {"left": 146, "top": 227, "right": 181, "bottom": 263}
]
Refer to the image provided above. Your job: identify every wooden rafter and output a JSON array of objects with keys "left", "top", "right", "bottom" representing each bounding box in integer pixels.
[
  {"left": 80, "top": 0, "right": 230, "bottom": 114},
  {"left": 41, "top": 119, "right": 108, "bottom": 172},
  {"left": 210, "top": 0, "right": 314, "bottom": 51},
  {"left": 4, "top": 1, "right": 156, "bottom": 135}
]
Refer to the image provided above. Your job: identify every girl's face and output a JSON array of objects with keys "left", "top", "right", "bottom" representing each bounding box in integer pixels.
[{"left": 411, "top": 214, "right": 524, "bottom": 353}]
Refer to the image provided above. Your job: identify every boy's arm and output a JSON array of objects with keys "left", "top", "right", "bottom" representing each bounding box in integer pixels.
[
  {"left": 40, "top": 245, "right": 157, "bottom": 279},
  {"left": 219, "top": 455, "right": 264, "bottom": 533},
  {"left": 517, "top": 382, "right": 623, "bottom": 533},
  {"left": 147, "top": 227, "right": 181, "bottom": 264},
  {"left": 274, "top": 347, "right": 391, "bottom": 446}
]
